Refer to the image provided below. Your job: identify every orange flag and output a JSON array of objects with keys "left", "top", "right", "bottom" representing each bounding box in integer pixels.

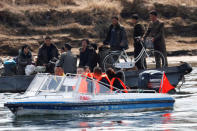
[{"left": 159, "top": 72, "right": 175, "bottom": 93}]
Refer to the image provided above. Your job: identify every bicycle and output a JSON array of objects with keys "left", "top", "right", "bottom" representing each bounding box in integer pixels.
[{"left": 102, "top": 37, "right": 166, "bottom": 72}]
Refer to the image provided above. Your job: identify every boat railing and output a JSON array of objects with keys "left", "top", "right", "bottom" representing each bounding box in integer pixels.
[{"left": 116, "top": 89, "right": 157, "bottom": 93}]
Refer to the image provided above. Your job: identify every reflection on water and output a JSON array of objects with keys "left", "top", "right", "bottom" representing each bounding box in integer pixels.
[{"left": 0, "top": 68, "right": 197, "bottom": 130}]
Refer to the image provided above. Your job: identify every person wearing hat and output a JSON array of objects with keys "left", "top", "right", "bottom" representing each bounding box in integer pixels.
[
  {"left": 36, "top": 36, "right": 59, "bottom": 73},
  {"left": 131, "top": 14, "right": 145, "bottom": 70},
  {"left": 56, "top": 43, "right": 77, "bottom": 74},
  {"left": 103, "top": 16, "right": 128, "bottom": 50},
  {"left": 144, "top": 10, "right": 168, "bottom": 68}
]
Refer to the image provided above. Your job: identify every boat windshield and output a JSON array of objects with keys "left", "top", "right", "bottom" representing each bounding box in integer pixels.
[
  {"left": 75, "top": 77, "right": 112, "bottom": 94},
  {"left": 25, "top": 74, "right": 114, "bottom": 96},
  {"left": 39, "top": 75, "right": 113, "bottom": 94},
  {"left": 40, "top": 75, "right": 63, "bottom": 91},
  {"left": 57, "top": 76, "right": 78, "bottom": 93},
  {"left": 24, "top": 74, "right": 48, "bottom": 96}
]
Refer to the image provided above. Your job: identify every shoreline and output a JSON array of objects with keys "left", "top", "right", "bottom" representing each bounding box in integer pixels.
[{"left": 1, "top": 54, "right": 197, "bottom": 66}]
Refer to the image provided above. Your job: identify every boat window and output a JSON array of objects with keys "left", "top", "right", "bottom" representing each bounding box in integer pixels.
[
  {"left": 41, "top": 76, "right": 63, "bottom": 91},
  {"left": 62, "top": 77, "right": 78, "bottom": 86},
  {"left": 74, "top": 77, "right": 94, "bottom": 94},
  {"left": 24, "top": 74, "right": 47, "bottom": 96},
  {"left": 57, "top": 77, "right": 78, "bottom": 92},
  {"left": 94, "top": 80, "right": 112, "bottom": 94},
  {"left": 77, "top": 77, "right": 112, "bottom": 94}
]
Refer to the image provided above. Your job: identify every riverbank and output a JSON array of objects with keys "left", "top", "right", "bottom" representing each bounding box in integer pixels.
[{"left": 0, "top": 0, "right": 197, "bottom": 56}]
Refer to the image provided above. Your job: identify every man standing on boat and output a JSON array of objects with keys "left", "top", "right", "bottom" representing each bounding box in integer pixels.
[
  {"left": 36, "top": 36, "right": 59, "bottom": 73},
  {"left": 131, "top": 14, "right": 145, "bottom": 70},
  {"left": 103, "top": 16, "right": 128, "bottom": 51},
  {"left": 144, "top": 10, "right": 168, "bottom": 68},
  {"left": 56, "top": 43, "right": 77, "bottom": 74}
]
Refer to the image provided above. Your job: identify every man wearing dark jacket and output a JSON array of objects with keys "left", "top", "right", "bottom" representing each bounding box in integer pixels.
[
  {"left": 79, "top": 39, "right": 91, "bottom": 66},
  {"left": 144, "top": 10, "right": 168, "bottom": 68},
  {"left": 131, "top": 14, "right": 145, "bottom": 70},
  {"left": 36, "top": 36, "right": 59, "bottom": 73},
  {"left": 104, "top": 16, "right": 128, "bottom": 50}
]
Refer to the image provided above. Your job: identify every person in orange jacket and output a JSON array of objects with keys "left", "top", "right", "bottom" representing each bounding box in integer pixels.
[
  {"left": 110, "top": 72, "right": 128, "bottom": 93},
  {"left": 93, "top": 67, "right": 111, "bottom": 93}
]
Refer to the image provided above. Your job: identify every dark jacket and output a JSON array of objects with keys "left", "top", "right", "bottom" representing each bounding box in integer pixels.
[
  {"left": 144, "top": 20, "right": 168, "bottom": 66},
  {"left": 133, "top": 23, "right": 144, "bottom": 46},
  {"left": 37, "top": 43, "right": 59, "bottom": 66},
  {"left": 104, "top": 24, "right": 128, "bottom": 50},
  {"left": 79, "top": 46, "right": 98, "bottom": 71},
  {"left": 113, "top": 78, "right": 124, "bottom": 90},
  {"left": 79, "top": 47, "right": 91, "bottom": 67},
  {"left": 144, "top": 21, "right": 167, "bottom": 54},
  {"left": 17, "top": 50, "right": 32, "bottom": 75},
  {"left": 56, "top": 51, "right": 77, "bottom": 74},
  {"left": 87, "top": 47, "right": 98, "bottom": 71},
  {"left": 133, "top": 23, "right": 145, "bottom": 69}
]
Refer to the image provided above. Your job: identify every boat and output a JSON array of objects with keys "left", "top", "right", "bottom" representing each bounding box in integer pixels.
[
  {"left": 124, "top": 62, "right": 192, "bottom": 88},
  {"left": 0, "top": 62, "right": 192, "bottom": 93},
  {"left": 4, "top": 73, "right": 175, "bottom": 116}
]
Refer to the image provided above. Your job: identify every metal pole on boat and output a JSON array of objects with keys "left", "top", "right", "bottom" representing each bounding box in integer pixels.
[{"left": 159, "top": 71, "right": 165, "bottom": 93}]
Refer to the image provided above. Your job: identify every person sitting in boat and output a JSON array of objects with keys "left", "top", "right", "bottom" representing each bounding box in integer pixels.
[
  {"left": 77, "top": 66, "right": 85, "bottom": 75},
  {"left": 17, "top": 44, "right": 32, "bottom": 75},
  {"left": 36, "top": 36, "right": 59, "bottom": 73},
  {"left": 93, "top": 67, "right": 111, "bottom": 91},
  {"left": 84, "top": 66, "right": 90, "bottom": 73},
  {"left": 84, "top": 66, "right": 93, "bottom": 78},
  {"left": 105, "top": 68, "right": 128, "bottom": 92},
  {"left": 93, "top": 67, "right": 110, "bottom": 84},
  {"left": 110, "top": 72, "right": 128, "bottom": 93},
  {"left": 105, "top": 68, "right": 115, "bottom": 81},
  {"left": 56, "top": 43, "right": 77, "bottom": 74}
]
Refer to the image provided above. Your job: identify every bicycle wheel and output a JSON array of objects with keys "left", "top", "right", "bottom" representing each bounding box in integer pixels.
[
  {"left": 103, "top": 53, "right": 127, "bottom": 72},
  {"left": 142, "top": 50, "right": 166, "bottom": 69}
]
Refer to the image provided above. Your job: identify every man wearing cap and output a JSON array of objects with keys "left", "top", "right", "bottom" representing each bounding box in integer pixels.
[
  {"left": 104, "top": 16, "right": 128, "bottom": 50},
  {"left": 56, "top": 43, "right": 77, "bottom": 74},
  {"left": 36, "top": 36, "right": 59, "bottom": 73},
  {"left": 144, "top": 10, "right": 168, "bottom": 68},
  {"left": 131, "top": 14, "right": 145, "bottom": 70}
]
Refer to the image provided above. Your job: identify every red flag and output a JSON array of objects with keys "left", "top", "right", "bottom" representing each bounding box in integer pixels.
[{"left": 159, "top": 72, "right": 175, "bottom": 93}]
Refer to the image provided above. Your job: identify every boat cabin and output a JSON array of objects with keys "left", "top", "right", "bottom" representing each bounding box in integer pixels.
[{"left": 24, "top": 73, "right": 115, "bottom": 98}]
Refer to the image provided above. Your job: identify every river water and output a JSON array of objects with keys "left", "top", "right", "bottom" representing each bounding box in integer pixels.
[{"left": 0, "top": 67, "right": 197, "bottom": 131}]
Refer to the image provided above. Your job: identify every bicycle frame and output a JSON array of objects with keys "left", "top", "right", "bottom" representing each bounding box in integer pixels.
[
  {"left": 103, "top": 37, "right": 165, "bottom": 70},
  {"left": 133, "top": 40, "right": 149, "bottom": 64},
  {"left": 119, "top": 40, "right": 148, "bottom": 65}
]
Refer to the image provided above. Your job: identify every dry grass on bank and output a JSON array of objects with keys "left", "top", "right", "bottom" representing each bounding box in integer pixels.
[{"left": 0, "top": 0, "right": 76, "bottom": 6}]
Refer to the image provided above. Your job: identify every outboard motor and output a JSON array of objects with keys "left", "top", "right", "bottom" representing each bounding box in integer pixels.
[
  {"left": 138, "top": 70, "right": 163, "bottom": 92},
  {"left": 3, "top": 59, "right": 17, "bottom": 76}
]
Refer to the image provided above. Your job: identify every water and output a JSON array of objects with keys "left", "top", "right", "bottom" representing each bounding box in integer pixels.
[{"left": 0, "top": 68, "right": 197, "bottom": 130}]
